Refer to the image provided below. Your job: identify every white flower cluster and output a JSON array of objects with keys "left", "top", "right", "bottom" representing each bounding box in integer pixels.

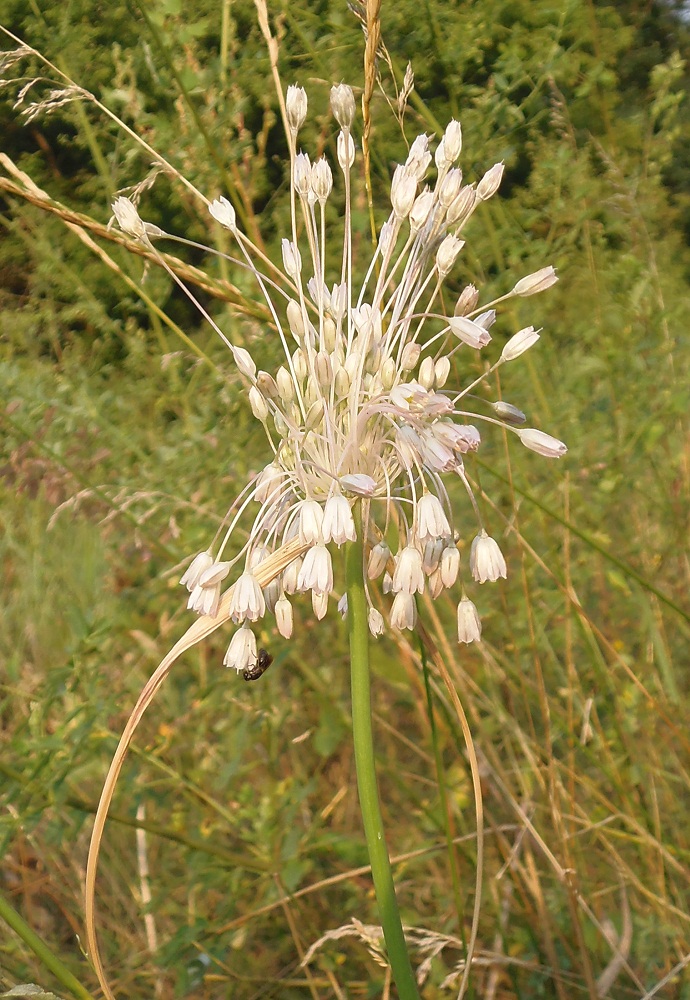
[{"left": 112, "top": 82, "right": 566, "bottom": 672}]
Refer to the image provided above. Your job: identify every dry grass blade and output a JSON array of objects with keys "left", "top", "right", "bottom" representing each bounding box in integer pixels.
[
  {"left": 0, "top": 26, "right": 206, "bottom": 203},
  {"left": 0, "top": 155, "right": 265, "bottom": 323},
  {"left": 83, "top": 538, "right": 307, "bottom": 1000}
]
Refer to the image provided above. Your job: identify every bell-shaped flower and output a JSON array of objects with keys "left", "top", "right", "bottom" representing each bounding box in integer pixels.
[
  {"left": 322, "top": 494, "right": 356, "bottom": 545},
  {"left": 392, "top": 545, "right": 425, "bottom": 595},
  {"left": 415, "top": 493, "right": 451, "bottom": 543},
  {"left": 470, "top": 532, "right": 507, "bottom": 584},
  {"left": 517, "top": 428, "right": 568, "bottom": 458},
  {"left": 228, "top": 570, "right": 266, "bottom": 623},
  {"left": 275, "top": 593, "right": 293, "bottom": 639},
  {"left": 223, "top": 624, "right": 257, "bottom": 672},
  {"left": 390, "top": 592, "right": 417, "bottom": 630},
  {"left": 298, "top": 544, "right": 333, "bottom": 595},
  {"left": 180, "top": 550, "right": 213, "bottom": 593},
  {"left": 457, "top": 597, "right": 482, "bottom": 644}
]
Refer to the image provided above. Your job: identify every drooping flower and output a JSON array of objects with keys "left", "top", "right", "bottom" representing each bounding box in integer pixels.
[
  {"left": 112, "top": 82, "right": 566, "bottom": 660},
  {"left": 457, "top": 596, "right": 483, "bottom": 644}
]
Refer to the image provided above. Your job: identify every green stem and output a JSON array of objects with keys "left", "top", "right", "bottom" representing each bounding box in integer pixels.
[
  {"left": 0, "top": 889, "right": 96, "bottom": 1000},
  {"left": 345, "top": 504, "right": 421, "bottom": 1000}
]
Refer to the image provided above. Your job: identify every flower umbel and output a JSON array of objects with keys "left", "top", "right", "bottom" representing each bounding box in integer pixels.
[{"left": 114, "top": 83, "right": 566, "bottom": 660}]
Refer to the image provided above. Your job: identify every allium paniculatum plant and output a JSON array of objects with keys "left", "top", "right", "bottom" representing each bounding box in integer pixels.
[
  {"left": 112, "top": 82, "right": 564, "bottom": 666},
  {"left": 101, "top": 81, "right": 567, "bottom": 1000}
]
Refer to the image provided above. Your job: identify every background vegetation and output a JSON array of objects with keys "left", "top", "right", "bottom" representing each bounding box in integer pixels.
[{"left": 1, "top": 0, "right": 689, "bottom": 997}]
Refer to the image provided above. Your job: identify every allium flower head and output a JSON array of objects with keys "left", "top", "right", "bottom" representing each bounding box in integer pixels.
[{"left": 113, "top": 85, "right": 566, "bottom": 657}]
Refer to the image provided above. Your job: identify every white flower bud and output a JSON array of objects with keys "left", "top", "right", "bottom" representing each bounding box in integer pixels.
[
  {"left": 312, "top": 158, "right": 333, "bottom": 203},
  {"left": 501, "top": 326, "right": 540, "bottom": 361},
  {"left": 381, "top": 357, "right": 397, "bottom": 390},
  {"left": 334, "top": 367, "right": 350, "bottom": 397},
  {"left": 405, "top": 134, "right": 432, "bottom": 180},
  {"left": 409, "top": 189, "right": 435, "bottom": 233},
  {"left": 273, "top": 410, "right": 289, "bottom": 437},
  {"left": 306, "top": 399, "right": 324, "bottom": 431},
  {"left": 513, "top": 266, "right": 558, "bottom": 297},
  {"left": 382, "top": 572, "right": 393, "bottom": 595},
  {"left": 391, "top": 165, "right": 417, "bottom": 220},
  {"left": 312, "top": 590, "right": 329, "bottom": 620},
  {"left": 396, "top": 424, "right": 422, "bottom": 468},
  {"left": 517, "top": 428, "right": 568, "bottom": 458},
  {"left": 476, "top": 309, "right": 496, "bottom": 330},
  {"left": 435, "top": 356, "right": 451, "bottom": 387},
  {"left": 438, "top": 167, "right": 463, "bottom": 208},
  {"left": 477, "top": 162, "right": 504, "bottom": 200},
  {"left": 315, "top": 350, "right": 332, "bottom": 386},
  {"left": 292, "top": 349, "right": 308, "bottom": 381},
  {"left": 294, "top": 152, "right": 312, "bottom": 197},
  {"left": 323, "top": 316, "right": 337, "bottom": 352},
  {"left": 368, "top": 607, "right": 385, "bottom": 637},
  {"left": 418, "top": 355, "right": 435, "bottom": 390},
  {"left": 208, "top": 196, "right": 237, "bottom": 232},
  {"left": 262, "top": 574, "right": 281, "bottom": 616},
  {"left": 337, "top": 131, "right": 356, "bottom": 170},
  {"left": 281, "top": 239, "right": 302, "bottom": 278},
  {"left": 419, "top": 430, "right": 457, "bottom": 472},
  {"left": 470, "top": 531, "right": 507, "bottom": 583},
  {"left": 440, "top": 544, "right": 460, "bottom": 588},
  {"left": 436, "top": 234, "right": 465, "bottom": 276},
  {"left": 330, "top": 83, "right": 356, "bottom": 128},
  {"left": 340, "top": 473, "right": 376, "bottom": 497},
  {"left": 434, "top": 137, "right": 449, "bottom": 173},
  {"left": 275, "top": 593, "right": 293, "bottom": 639},
  {"left": 454, "top": 284, "right": 479, "bottom": 315},
  {"left": 249, "top": 386, "right": 268, "bottom": 422},
  {"left": 257, "top": 370, "right": 278, "bottom": 397},
  {"left": 422, "top": 538, "right": 444, "bottom": 575},
  {"left": 442, "top": 119, "right": 463, "bottom": 163},
  {"left": 329, "top": 282, "right": 347, "bottom": 322},
  {"left": 492, "top": 400, "right": 526, "bottom": 425},
  {"left": 276, "top": 366, "right": 294, "bottom": 401},
  {"left": 446, "top": 184, "right": 476, "bottom": 225},
  {"left": 449, "top": 315, "right": 491, "bottom": 349},
  {"left": 338, "top": 593, "right": 348, "bottom": 619},
  {"left": 367, "top": 540, "right": 390, "bottom": 579},
  {"left": 286, "top": 85, "right": 308, "bottom": 133},
  {"left": 232, "top": 345, "right": 256, "bottom": 380},
  {"left": 457, "top": 597, "right": 482, "bottom": 644},
  {"left": 284, "top": 296, "right": 304, "bottom": 344},
  {"left": 282, "top": 556, "right": 303, "bottom": 595},
  {"left": 400, "top": 341, "right": 421, "bottom": 370},
  {"left": 254, "top": 462, "right": 284, "bottom": 503}
]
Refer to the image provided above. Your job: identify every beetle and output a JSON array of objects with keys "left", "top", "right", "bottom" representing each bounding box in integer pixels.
[{"left": 242, "top": 648, "right": 274, "bottom": 682}]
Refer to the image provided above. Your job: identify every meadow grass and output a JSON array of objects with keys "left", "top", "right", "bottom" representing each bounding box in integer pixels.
[{"left": 1, "top": 1, "right": 689, "bottom": 997}]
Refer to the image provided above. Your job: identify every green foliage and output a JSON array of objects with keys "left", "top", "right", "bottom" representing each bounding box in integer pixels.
[{"left": 1, "top": 0, "right": 689, "bottom": 997}]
